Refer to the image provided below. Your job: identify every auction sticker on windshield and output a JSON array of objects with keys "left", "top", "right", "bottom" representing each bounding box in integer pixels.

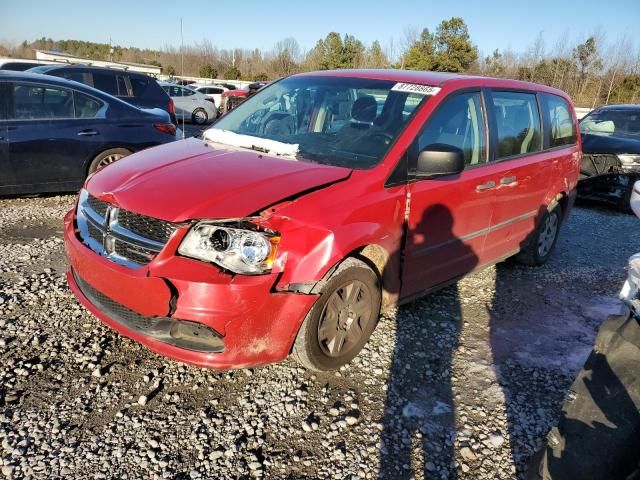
[{"left": 391, "top": 83, "right": 441, "bottom": 95}]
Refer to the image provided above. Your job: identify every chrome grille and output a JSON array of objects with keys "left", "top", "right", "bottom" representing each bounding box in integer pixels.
[
  {"left": 113, "top": 240, "right": 155, "bottom": 265},
  {"left": 87, "top": 194, "right": 109, "bottom": 218},
  {"left": 117, "top": 209, "right": 175, "bottom": 243},
  {"left": 76, "top": 190, "right": 179, "bottom": 269}
]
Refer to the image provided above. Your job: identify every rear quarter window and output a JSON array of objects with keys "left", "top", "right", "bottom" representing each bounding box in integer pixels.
[
  {"left": 542, "top": 93, "right": 576, "bottom": 147},
  {"left": 74, "top": 91, "right": 104, "bottom": 118}
]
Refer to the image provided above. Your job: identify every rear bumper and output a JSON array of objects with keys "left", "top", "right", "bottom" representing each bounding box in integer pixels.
[{"left": 64, "top": 209, "right": 318, "bottom": 369}]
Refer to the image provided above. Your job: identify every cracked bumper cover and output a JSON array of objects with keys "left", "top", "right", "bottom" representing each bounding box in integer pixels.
[{"left": 64, "top": 210, "right": 319, "bottom": 369}]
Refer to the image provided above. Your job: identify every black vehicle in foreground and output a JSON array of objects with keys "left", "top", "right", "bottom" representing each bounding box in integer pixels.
[
  {"left": 578, "top": 104, "right": 640, "bottom": 209},
  {"left": 528, "top": 182, "right": 640, "bottom": 480},
  {"left": 0, "top": 71, "right": 176, "bottom": 195},
  {"left": 28, "top": 64, "right": 177, "bottom": 125}
]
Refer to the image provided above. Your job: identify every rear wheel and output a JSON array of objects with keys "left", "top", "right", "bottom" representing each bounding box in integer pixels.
[
  {"left": 88, "top": 148, "right": 130, "bottom": 175},
  {"left": 516, "top": 205, "right": 562, "bottom": 266},
  {"left": 192, "top": 108, "right": 208, "bottom": 125},
  {"left": 292, "top": 258, "right": 381, "bottom": 371}
]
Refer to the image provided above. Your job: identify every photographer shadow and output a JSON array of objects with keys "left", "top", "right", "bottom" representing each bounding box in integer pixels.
[{"left": 379, "top": 203, "right": 478, "bottom": 479}]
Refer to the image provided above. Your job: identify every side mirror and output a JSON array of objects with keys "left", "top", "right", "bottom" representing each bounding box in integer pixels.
[{"left": 416, "top": 144, "right": 465, "bottom": 178}]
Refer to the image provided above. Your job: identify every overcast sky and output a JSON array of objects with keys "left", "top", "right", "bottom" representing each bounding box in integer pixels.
[{"left": 1, "top": 0, "right": 639, "bottom": 56}]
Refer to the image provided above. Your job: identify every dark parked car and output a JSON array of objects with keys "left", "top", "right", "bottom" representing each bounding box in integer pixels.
[
  {"left": 0, "top": 58, "right": 53, "bottom": 71},
  {"left": 0, "top": 71, "right": 176, "bottom": 195},
  {"left": 578, "top": 104, "right": 640, "bottom": 209},
  {"left": 28, "top": 64, "right": 177, "bottom": 124}
]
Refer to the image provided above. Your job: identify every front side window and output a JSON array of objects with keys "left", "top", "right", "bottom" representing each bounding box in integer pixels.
[
  {"left": 413, "top": 92, "right": 487, "bottom": 167},
  {"left": 12, "top": 83, "right": 74, "bottom": 120},
  {"left": 491, "top": 91, "right": 542, "bottom": 159},
  {"left": 209, "top": 76, "right": 430, "bottom": 169},
  {"left": 542, "top": 94, "right": 576, "bottom": 147}
]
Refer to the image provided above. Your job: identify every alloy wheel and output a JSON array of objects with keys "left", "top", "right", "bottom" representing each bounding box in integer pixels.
[{"left": 97, "top": 153, "right": 125, "bottom": 169}]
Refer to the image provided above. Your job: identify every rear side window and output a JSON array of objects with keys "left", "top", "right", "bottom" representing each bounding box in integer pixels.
[
  {"left": 129, "top": 76, "right": 151, "bottom": 97},
  {"left": 92, "top": 73, "right": 118, "bottom": 96},
  {"left": 12, "top": 84, "right": 74, "bottom": 120},
  {"left": 92, "top": 73, "right": 129, "bottom": 96},
  {"left": 74, "top": 92, "right": 104, "bottom": 118},
  {"left": 542, "top": 94, "right": 576, "bottom": 147},
  {"left": 491, "top": 91, "right": 542, "bottom": 159},
  {"left": 414, "top": 92, "right": 487, "bottom": 167}
]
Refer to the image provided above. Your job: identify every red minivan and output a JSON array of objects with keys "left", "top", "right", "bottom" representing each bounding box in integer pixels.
[{"left": 63, "top": 70, "right": 581, "bottom": 371}]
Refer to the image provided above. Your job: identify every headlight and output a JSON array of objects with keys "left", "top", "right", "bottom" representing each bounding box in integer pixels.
[
  {"left": 617, "top": 154, "right": 640, "bottom": 166},
  {"left": 619, "top": 253, "right": 640, "bottom": 304},
  {"left": 178, "top": 222, "right": 279, "bottom": 274}
]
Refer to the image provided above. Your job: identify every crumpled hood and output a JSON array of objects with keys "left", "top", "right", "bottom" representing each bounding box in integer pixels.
[
  {"left": 581, "top": 132, "right": 640, "bottom": 155},
  {"left": 86, "top": 138, "right": 351, "bottom": 222}
]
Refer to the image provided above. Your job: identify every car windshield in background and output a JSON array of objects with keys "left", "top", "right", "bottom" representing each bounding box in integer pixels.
[
  {"left": 580, "top": 109, "right": 640, "bottom": 137},
  {"left": 208, "top": 76, "right": 430, "bottom": 169}
]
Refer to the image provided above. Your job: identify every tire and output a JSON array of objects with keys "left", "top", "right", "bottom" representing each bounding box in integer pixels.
[
  {"left": 516, "top": 205, "right": 562, "bottom": 266},
  {"left": 192, "top": 108, "right": 208, "bottom": 125},
  {"left": 292, "top": 258, "right": 381, "bottom": 371},
  {"left": 88, "top": 148, "right": 130, "bottom": 175}
]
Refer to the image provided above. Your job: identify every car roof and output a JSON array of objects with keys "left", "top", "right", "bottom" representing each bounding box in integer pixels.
[
  {"left": 292, "top": 69, "right": 570, "bottom": 98},
  {"left": 26, "top": 63, "right": 152, "bottom": 78},
  {"left": 0, "top": 70, "right": 140, "bottom": 108},
  {"left": 594, "top": 104, "right": 640, "bottom": 111}
]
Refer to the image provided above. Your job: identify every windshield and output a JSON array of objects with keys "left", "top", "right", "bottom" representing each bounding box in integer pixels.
[
  {"left": 580, "top": 109, "right": 640, "bottom": 137},
  {"left": 206, "top": 76, "right": 431, "bottom": 169}
]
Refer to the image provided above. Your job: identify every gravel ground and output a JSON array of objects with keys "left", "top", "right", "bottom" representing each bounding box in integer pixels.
[{"left": 0, "top": 195, "right": 638, "bottom": 480}]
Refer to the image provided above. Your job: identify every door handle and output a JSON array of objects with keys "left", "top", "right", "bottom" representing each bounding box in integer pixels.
[
  {"left": 77, "top": 130, "right": 99, "bottom": 136},
  {"left": 476, "top": 181, "right": 496, "bottom": 192},
  {"left": 500, "top": 176, "right": 517, "bottom": 185}
]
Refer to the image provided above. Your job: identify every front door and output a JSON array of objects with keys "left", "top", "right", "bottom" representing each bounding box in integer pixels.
[
  {"left": 401, "top": 91, "right": 496, "bottom": 298},
  {"left": 0, "top": 82, "right": 11, "bottom": 189}
]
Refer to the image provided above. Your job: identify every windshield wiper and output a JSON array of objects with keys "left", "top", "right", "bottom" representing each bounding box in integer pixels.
[{"left": 203, "top": 129, "right": 299, "bottom": 159}]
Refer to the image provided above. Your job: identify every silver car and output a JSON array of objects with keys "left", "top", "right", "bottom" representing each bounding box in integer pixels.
[{"left": 159, "top": 82, "right": 218, "bottom": 125}]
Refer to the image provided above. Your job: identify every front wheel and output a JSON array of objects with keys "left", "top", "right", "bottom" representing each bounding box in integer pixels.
[
  {"left": 516, "top": 206, "right": 562, "bottom": 266},
  {"left": 292, "top": 258, "right": 381, "bottom": 371},
  {"left": 192, "top": 108, "right": 208, "bottom": 125}
]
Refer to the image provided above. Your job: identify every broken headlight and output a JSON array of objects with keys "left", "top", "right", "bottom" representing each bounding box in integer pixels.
[
  {"left": 619, "top": 253, "right": 640, "bottom": 306},
  {"left": 618, "top": 154, "right": 640, "bottom": 169},
  {"left": 178, "top": 222, "right": 279, "bottom": 274}
]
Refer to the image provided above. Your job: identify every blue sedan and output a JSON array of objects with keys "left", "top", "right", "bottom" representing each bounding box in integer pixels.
[{"left": 0, "top": 71, "right": 177, "bottom": 195}]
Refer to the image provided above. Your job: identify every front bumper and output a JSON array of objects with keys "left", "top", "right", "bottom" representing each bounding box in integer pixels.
[{"left": 64, "top": 209, "right": 318, "bottom": 369}]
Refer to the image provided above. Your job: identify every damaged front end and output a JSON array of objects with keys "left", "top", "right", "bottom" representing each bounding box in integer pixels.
[{"left": 578, "top": 153, "right": 640, "bottom": 209}]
